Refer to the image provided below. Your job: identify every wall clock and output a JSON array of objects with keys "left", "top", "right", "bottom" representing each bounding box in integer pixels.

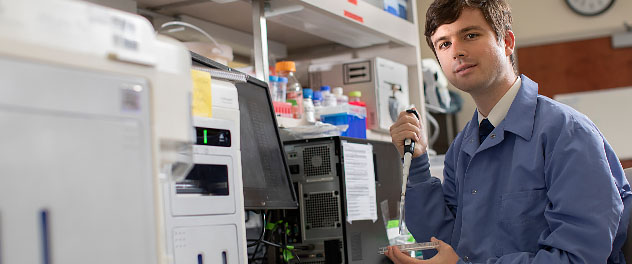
[{"left": 565, "top": 0, "right": 615, "bottom": 16}]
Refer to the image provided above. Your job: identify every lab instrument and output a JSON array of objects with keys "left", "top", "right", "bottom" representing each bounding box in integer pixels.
[
  {"left": 308, "top": 57, "right": 410, "bottom": 131},
  {"left": 399, "top": 107, "right": 420, "bottom": 235},
  {"left": 377, "top": 241, "right": 440, "bottom": 254},
  {"left": 161, "top": 59, "right": 248, "bottom": 264},
  {"left": 0, "top": 1, "right": 193, "bottom": 263}
]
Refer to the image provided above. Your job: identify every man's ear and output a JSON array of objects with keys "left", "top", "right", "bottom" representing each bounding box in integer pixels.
[{"left": 503, "top": 30, "right": 516, "bottom": 57}]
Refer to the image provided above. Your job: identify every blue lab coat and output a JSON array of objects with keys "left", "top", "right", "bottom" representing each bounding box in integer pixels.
[{"left": 405, "top": 75, "right": 632, "bottom": 263}]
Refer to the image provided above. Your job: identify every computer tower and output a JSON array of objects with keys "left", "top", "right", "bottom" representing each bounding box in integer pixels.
[{"left": 283, "top": 137, "right": 403, "bottom": 264}]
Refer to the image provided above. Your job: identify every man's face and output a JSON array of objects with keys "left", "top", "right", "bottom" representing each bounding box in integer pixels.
[{"left": 430, "top": 8, "right": 513, "bottom": 95}]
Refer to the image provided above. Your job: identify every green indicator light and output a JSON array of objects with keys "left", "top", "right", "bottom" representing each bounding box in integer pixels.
[{"left": 204, "top": 129, "right": 208, "bottom": 144}]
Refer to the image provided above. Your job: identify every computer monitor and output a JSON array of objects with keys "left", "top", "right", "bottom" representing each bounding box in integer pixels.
[{"left": 191, "top": 52, "right": 298, "bottom": 210}]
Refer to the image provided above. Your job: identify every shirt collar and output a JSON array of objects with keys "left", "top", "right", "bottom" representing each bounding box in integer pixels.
[
  {"left": 478, "top": 76, "right": 521, "bottom": 126},
  {"left": 464, "top": 74, "right": 538, "bottom": 143}
]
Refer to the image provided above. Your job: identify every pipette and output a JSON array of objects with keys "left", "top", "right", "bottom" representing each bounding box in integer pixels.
[
  {"left": 398, "top": 107, "right": 419, "bottom": 235},
  {"left": 377, "top": 241, "right": 439, "bottom": 254}
]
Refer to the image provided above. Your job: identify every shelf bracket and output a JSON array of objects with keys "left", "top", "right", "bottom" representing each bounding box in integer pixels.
[{"left": 252, "top": 0, "right": 269, "bottom": 82}]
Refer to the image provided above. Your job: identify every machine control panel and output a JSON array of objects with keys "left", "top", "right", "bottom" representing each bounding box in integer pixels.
[{"left": 195, "top": 127, "right": 231, "bottom": 147}]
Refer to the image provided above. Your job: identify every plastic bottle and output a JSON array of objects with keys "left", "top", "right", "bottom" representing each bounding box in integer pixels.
[
  {"left": 277, "top": 77, "right": 288, "bottom": 102},
  {"left": 320, "top": 85, "right": 337, "bottom": 107},
  {"left": 349, "top": 91, "right": 368, "bottom": 129},
  {"left": 268, "top": 75, "right": 279, "bottom": 101},
  {"left": 332, "top": 87, "right": 348, "bottom": 105},
  {"left": 303, "top": 88, "right": 316, "bottom": 123},
  {"left": 313, "top": 91, "right": 323, "bottom": 121},
  {"left": 313, "top": 91, "right": 323, "bottom": 107},
  {"left": 349, "top": 91, "right": 366, "bottom": 106},
  {"left": 276, "top": 61, "right": 303, "bottom": 119}
]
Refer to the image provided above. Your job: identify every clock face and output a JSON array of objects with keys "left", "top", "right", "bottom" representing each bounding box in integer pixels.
[{"left": 565, "top": 0, "right": 615, "bottom": 16}]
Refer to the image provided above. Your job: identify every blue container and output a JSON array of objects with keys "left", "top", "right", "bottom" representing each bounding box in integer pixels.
[{"left": 321, "top": 112, "right": 366, "bottom": 139}]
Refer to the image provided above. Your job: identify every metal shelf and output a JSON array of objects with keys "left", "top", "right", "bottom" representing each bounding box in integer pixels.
[
  {"left": 138, "top": 0, "right": 420, "bottom": 52},
  {"left": 137, "top": 0, "right": 425, "bottom": 133},
  {"left": 292, "top": 0, "right": 419, "bottom": 48}
]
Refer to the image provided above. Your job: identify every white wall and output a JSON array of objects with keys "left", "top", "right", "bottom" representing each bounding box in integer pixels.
[
  {"left": 81, "top": 0, "right": 137, "bottom": 13},
  {"left": 509, "top": 0, "right": 632, "bottom": 48},
  {"left": 416, "top": 0, "right": 632, "bottom": 133}
]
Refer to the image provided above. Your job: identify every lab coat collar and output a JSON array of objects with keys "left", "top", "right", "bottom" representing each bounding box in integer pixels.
[
  {"left": 461, "top": 74, "right": 537, "bottom": 156},
  {"left": 502, "top": 74, "right": 537, "bottom": 141}
]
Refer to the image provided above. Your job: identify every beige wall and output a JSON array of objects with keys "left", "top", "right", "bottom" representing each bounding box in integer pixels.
[
  {"left": 509, "top": 0, "right": 632, "bottom": 48},
  {"left": 81, "top": 0, "right": 137, "bottom": 13},
  {"left": 416, "top": 0, "right": 632, "bottom": 132}
]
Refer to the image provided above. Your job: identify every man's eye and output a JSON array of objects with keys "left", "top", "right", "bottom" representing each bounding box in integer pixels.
[
  {"left": 466, "top": 33, "right": 479, "bottom": 39},
  {"left": 439, "top": 42, "right": 451, "bottom": 49}
]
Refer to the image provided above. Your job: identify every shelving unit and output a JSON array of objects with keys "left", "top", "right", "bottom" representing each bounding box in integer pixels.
[{"left": 137, "top": 0, "right": 425, "bottom": 142}]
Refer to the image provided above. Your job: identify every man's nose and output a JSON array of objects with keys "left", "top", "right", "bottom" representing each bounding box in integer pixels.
[{"left": 451, "top": 41, "right": 467, "bottom": 59}]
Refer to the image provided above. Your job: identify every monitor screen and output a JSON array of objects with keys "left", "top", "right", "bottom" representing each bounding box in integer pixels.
[{"left": 192, "top": 52, "right": 298, "bottom": 209}]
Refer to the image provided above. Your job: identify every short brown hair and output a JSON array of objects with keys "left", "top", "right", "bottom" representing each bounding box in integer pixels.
[{"left": 425, "top": 0, "right": 517, "bottom": 74}]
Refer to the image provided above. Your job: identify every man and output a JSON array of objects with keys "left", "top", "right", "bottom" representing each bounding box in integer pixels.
[{"left": 386, "top": 0, "right": 632, "bottom": 263}]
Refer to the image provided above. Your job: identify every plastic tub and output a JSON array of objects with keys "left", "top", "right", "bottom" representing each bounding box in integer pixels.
[{"left": 320, "top": 104, "right": 367, "bottom": 139}]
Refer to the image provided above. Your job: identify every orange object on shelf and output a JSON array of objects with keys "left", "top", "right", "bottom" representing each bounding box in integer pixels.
[{"left": 275, "top": 61, "right": 296, "bottom": 72}]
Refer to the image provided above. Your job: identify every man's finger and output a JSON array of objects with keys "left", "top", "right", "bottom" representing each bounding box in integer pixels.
[
  {"left": 391, "top": 123, "right": 421, "bottom": 139},
  {"left": 389, "top": 246, "right": 415, "bottom": 264},
  {"left": 431, "top": 237, "right": 450, "bottom": 252},
  {"left": 397, "top": 110, "right": 421, "bottom": 126}
]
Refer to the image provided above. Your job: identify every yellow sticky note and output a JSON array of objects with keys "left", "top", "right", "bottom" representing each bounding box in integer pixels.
[{"left": 191, "top": 69, "right": 212, "bottom": 118}]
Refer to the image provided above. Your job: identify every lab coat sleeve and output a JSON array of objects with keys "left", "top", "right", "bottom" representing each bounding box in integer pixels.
[
  {"left": 471, "top": 116, "right": 624, "bottom": 264},
  {"left": 405, "top": 147, "right": 458, "bottom": 247}
]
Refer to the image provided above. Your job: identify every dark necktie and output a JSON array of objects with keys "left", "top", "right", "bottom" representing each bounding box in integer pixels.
[{"left": 479, "top": 118, "right": 495, "bottom": 144}]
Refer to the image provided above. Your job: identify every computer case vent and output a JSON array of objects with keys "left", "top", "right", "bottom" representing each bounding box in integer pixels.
[
  {"left": 304, "top": 191, "right": 340, "bottom": 229},
  {"left": 303, "top": 145, "right": 332, "bottom": 177}
]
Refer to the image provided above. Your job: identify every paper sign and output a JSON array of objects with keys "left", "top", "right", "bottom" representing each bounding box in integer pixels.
[
  {"left": 191, "top": 69, "right": 212, "bottom": 118},
  {"left": 342, "top": 141, "right": 377, "bottom": 223}
]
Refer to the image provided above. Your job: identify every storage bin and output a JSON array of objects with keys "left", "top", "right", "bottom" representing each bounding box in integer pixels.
[{"left": 320, "top": 104, "right": 367, "bottom": 139}]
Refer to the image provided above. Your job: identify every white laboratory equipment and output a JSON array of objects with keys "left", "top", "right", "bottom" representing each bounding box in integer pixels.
[
  {"left": 309, "top": 57, "right": 410, "bottom": 132},
  {"left": 160, "top": 62, "right": 248, "bottom": 264},
  {"left": 0, "top": 1, "right": 194, "bottom": 264}
]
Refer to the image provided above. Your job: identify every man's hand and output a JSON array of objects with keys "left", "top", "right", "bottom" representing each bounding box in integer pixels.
[
  {"left": 385, "top": 237, "right": 459, "bottom": 264},
  {"left": 389, "top": 109, "right": 427, "bottom": 158}
]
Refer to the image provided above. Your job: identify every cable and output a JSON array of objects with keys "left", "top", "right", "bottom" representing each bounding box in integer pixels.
[
  {"left": 247, "top": 211, "right": 267, "bottom": 264},
  {"left": 426, "top": 111, "right": 440, "bottom": 148},
  {"left": 294, "top": 251, "right": 302, "bottom": 264},
  {"left": 245, "top": 210, "right": 303, "bottom": 264},
  {"left": 247, "top": 212, "right": 267, "bottom": 247},
  {"left": 159, "top": 21, "right": 221, "bottom": 47},
  {"left": 245, "top": 214, "right": 302, "bottom": 264},
  {"left": 250, "top": 241, "right": 261, "bottom": 264}
]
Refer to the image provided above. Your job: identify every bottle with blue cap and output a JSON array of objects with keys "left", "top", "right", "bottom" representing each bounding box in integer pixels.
[
  {"left": 303, "top": 88, "right": 316, "bottom": 123},
  {"left": 269, "top": 75, "right": 286, "bottom": 102},
  {"left": 313, "top": 91, "right": 323, "bottom": 107},
  {"left": 268, "top": 75, "right": 278, "bottom": 101},
  {"left": 277, "top": 76, "right": 288, "bottom": 102},
  {"left": 320, "top": 85, "right": 337, "bottom": 107}
]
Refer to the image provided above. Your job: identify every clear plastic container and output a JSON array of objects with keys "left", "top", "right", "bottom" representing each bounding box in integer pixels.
[
  {"left": 319, "top": 104, "right": 367, "bottom": 139},
  {"left": 268, "top": 75, "right": 278, "bottom": 101},
  {"left": 276, "top": 61, "right": 303, "bottom": 119},
  {"left": 313, "top": 91, "right": 323, "bottom": 121},
  {"left": 303, "top": 88, "right": 316, "bottom": 123},
  {"left": 333, "top": 87, "right": 348, "bottom": 105},
  {"left": 320, "top": 85, "right": 337, "bottom": 107},
  {"left": 277, "top": 77, "right": 288, "bottom": 103}
]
